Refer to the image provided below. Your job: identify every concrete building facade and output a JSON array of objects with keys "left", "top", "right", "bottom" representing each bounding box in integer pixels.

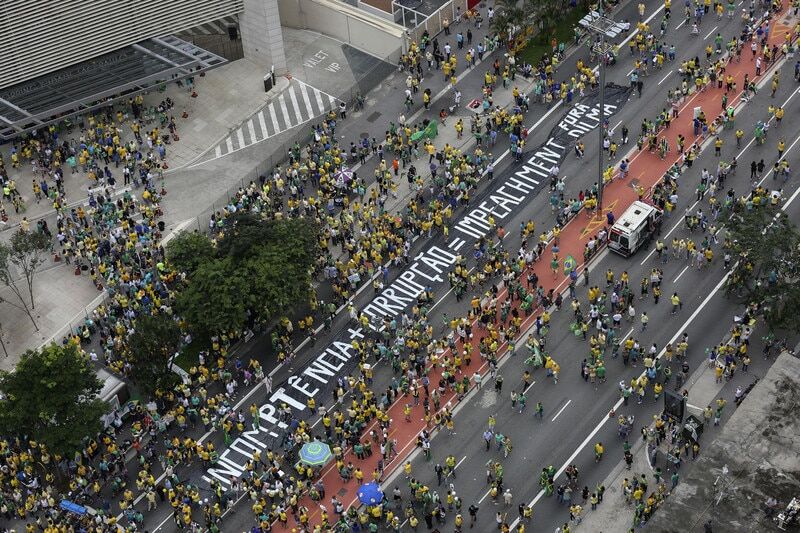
[
  {"left": 0, "top": 0, "right": 245, "bottom": 89},
  {"left": 240, "top": 0, "right": 288, "bottom": 74}
]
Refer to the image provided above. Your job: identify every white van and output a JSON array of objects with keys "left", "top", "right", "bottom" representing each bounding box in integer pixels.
[{"left": 608, "top": 201, "right": 662, "bottom": 257}]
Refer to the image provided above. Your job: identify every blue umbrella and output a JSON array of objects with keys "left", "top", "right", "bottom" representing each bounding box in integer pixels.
[
  {"left": 298, "top": 441, "right": 332, "bottom": 466},
  {"left": 357, "top": 481, "right": 384, "bottom": 505}
]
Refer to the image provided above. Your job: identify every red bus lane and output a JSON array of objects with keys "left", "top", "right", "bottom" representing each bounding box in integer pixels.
[{"left": 278, "top": 8, "right": 792, "bottom": 530}]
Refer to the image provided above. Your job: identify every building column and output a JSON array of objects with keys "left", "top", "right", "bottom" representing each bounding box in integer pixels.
[{"left": 240, "top": 0, "right": 287, "bottom": 75}]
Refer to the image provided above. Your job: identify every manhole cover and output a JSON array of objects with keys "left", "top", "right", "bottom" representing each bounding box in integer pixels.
[
  {"left": 338, "top": 488, "right": 348, "bottom": 497},
  {"left": 478, "top": 389, "right": 498, "bottom": 408},
  {"left": 366, "top": 112, "right": 382, "bottom": 123}
]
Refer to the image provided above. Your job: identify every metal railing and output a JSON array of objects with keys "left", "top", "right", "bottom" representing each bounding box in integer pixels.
[{"left": 394, "top": 0, "right": 469, "bottom": 45}]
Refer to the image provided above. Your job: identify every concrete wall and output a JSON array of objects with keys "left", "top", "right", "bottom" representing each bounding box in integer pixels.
[
  {"left": 278, "top": 0, "right": 405, "bottom": 62},
  {"left": 241, "top": 0, "right": 288, "bottom": 74}
]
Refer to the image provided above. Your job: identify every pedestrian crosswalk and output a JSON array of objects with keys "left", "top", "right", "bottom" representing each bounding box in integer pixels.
[{"left": 211, "top": 79, "right": 340, "bottom": 159}]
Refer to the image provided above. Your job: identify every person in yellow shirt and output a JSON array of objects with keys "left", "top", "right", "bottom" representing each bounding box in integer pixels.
[
  {"left": 670, "top": 292, "right": 681, "bottom": 314},
  {"left": 594, "top": 442, "right": 604, "bottom": 461}
]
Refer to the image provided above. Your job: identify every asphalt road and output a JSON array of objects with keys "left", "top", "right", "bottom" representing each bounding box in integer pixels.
[
  {"left": 340, "top": 34, "right": 800, "bottom": 533},
  {"left": 139, "top": 0, "right": 800, "bottom": 530}
]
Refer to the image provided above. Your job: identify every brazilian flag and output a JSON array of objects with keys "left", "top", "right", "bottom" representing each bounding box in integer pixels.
[
  {"left": 410, "top": 120, "right": 438, "bottom": 142},
  {"left": 563, "top": 254, "right": 577, "bottom": 275}
]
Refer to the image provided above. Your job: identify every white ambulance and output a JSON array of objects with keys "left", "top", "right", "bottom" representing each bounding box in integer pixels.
[{"left": 608, "top": 201, "right": 662, "bottom": 257}]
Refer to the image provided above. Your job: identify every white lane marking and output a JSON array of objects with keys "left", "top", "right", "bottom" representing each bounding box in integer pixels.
[
  {"left": 551, "top": 400, "right": 572, "bottom": 422},
  {"left": 674, "top": 265, "right": 690, "bottom": 283},
  {"left": 288, "top": 85, "right": 304, "bottom": 122},
  {"left": 704, "top": 25, "right": 718, "bottom": 40},
  {"left": 225, "top": 136, "right": 233, "bottom": 154},
  {"left": 621, "top": 327, "right": 635, "bottom": 342},
  {"left": 258, "top": 110, "right": 268, "bottom": 139},
  {"left": 154, "top": 3, "right": 670, "bottom": 525},
  {"left": 214, "top": 145, "right": 222, "bottom": 158},
  {"left": 278, "top": 94, "right": 292, "bottom": 129},
  {"left": 312, "top": 87, "right": 325, "bottom": 113},
  {"left": 247, "top": 118, "right": 257, "bottom": 143},
  {"left": 658, "top": 70, "right": 673, "bottom": 85},
  {"left": 299, "top": 82, "right": 315, "bottom": 120},
  {"left": 236, "top": 126, "right": 245, "bottom": 148},
  {"left": 268, "top": 102, "right": 280, "bottom": 134},
  {"left": 523, "top": 380, "right": 537, "bottom": 394}
]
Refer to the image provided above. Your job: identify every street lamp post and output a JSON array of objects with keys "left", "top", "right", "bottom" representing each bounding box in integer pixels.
[{"left": 579, "top": 6, "right": 627, "bottom": 213}]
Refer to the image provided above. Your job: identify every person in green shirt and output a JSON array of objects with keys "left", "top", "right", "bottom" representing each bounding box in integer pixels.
[{"left": 596, "top": 364, "right": 606, "bottom": 382}]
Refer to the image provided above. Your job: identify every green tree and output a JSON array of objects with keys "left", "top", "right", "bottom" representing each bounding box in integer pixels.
[
  {"left": 165, "top": 231, "right": 214, "bottom": 276},
  {"left": 126, "top": 314, "right": 182, "bottom": 397},
  {"left": 491, "top": 0, "right": 529, "bottom": 43},
  {"left": 232, "top": 215, "right": 319, "bottom": 319},
  {"left": 175, "top": 256, "right": 250, "bottom": 334},
  {"left": 0, "top": 344, "right": 105, "bottom": 456},
  {"left": 724, "top": 204, "right": 800, "bottom": 332},
  {"left": 175, "top": 214, "right": 319, "bottom": 335}
]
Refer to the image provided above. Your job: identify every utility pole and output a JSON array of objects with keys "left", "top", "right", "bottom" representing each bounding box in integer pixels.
[{"left": 579, "top": 5, "right": 626, "bottom": 214}]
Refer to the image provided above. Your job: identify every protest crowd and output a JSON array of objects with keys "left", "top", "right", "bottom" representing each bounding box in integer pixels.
[{"left": 0, "top": 0, "right": 795, "bottom": 531}]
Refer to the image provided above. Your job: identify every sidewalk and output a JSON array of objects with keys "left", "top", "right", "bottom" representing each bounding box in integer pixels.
[
  {"left": 646, "top": 352, "right": 800, "bottom": 532},
  {"left": 575, "top": 325, "right": 768, "bottom": 532},
  {"left": 0, "top": 59, "right": 292, "bottom": 233}
]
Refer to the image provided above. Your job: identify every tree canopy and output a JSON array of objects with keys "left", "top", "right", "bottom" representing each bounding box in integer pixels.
[
  {"left": 0, "top": 343, "right": 106, "bottom": 457},
  {"left": 491, "top": 0, "right": 575, "bottom": 46},
  {"left": 172, "top": 214, "right": 319, "bottom": 335},
  {"left": 126, "top": 314, "right": 183, "bottom": 397},
  {"left": 724, "top": 204, "right": 800, "bottom": 332},
  {"left": 165, "top": 230, "right": 215, "bottom": 276}
]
